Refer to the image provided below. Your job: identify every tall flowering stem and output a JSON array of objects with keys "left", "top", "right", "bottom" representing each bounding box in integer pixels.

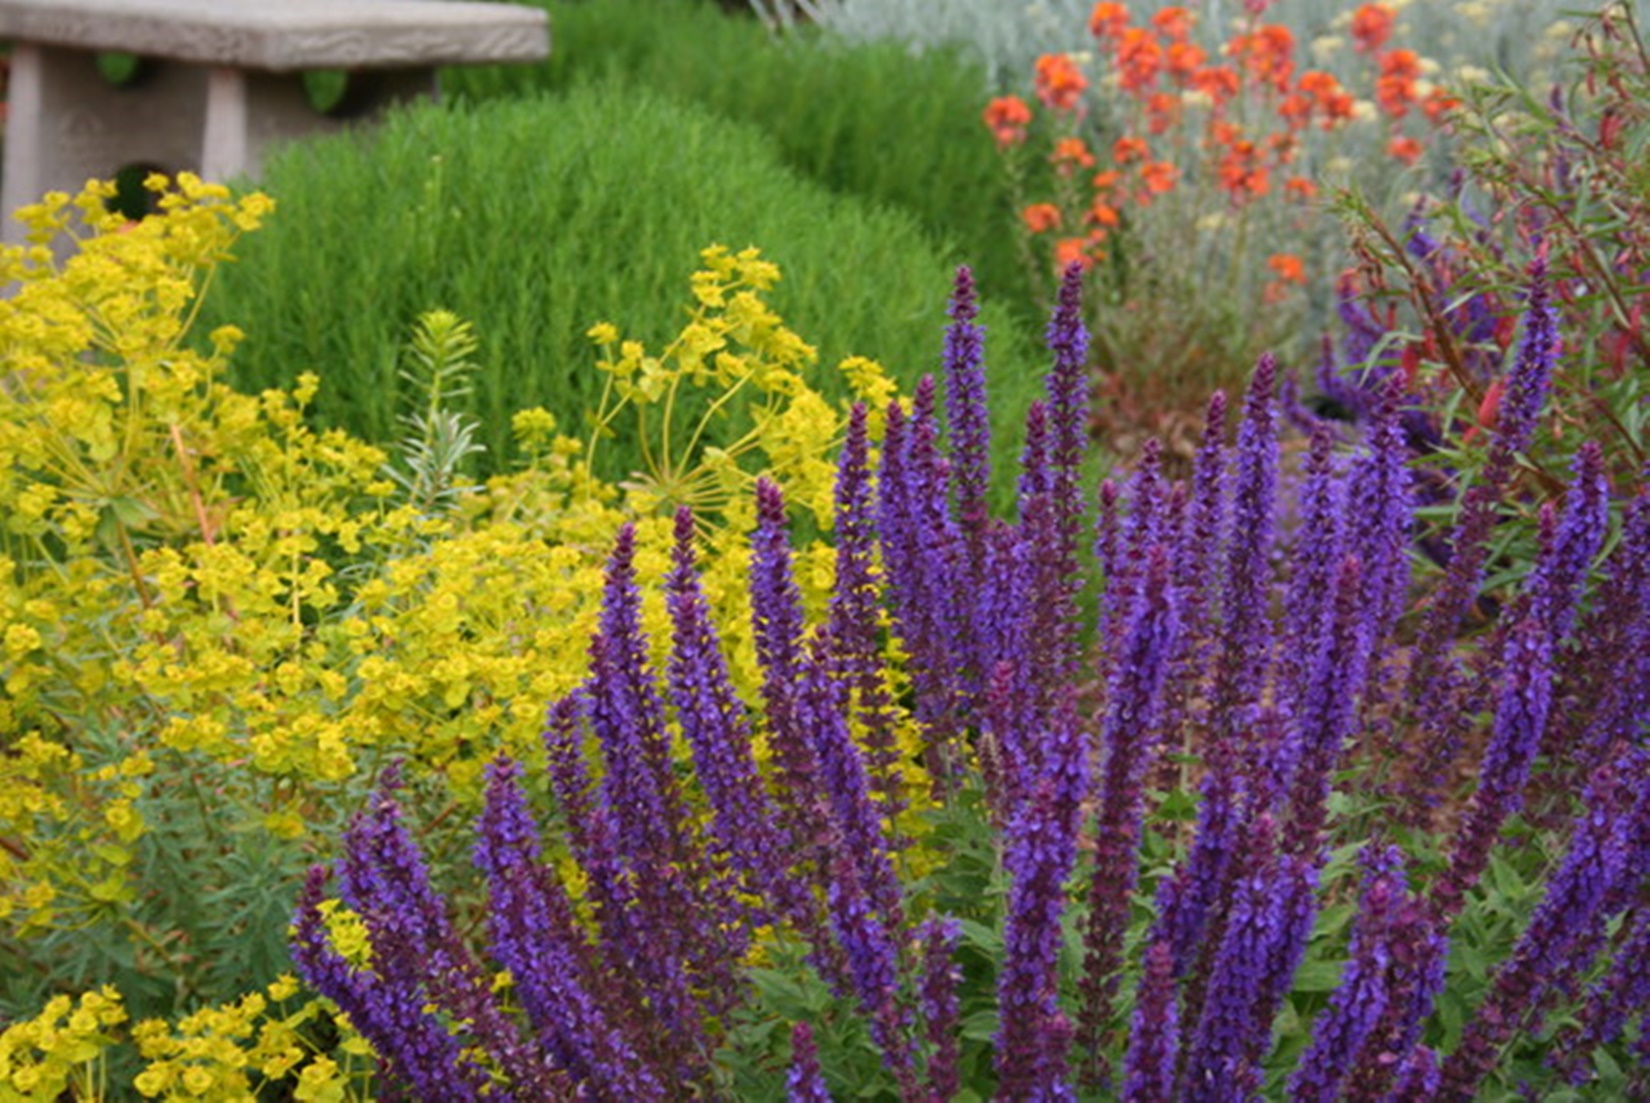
[{"left": 1075, "top": 545, "right": 1180, "bottom": 1085}]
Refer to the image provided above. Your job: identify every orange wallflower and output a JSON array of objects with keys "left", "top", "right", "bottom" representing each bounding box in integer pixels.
[
  {"left": 1190, "top": 64, "right": 1241, "bottom": 104},
  {"left": 1052, "top": 137, "right": 1097, "bottom": 173},
  {"left": 1230, "top": 24, "right": 1296, "bottom": 93},
  {"left": 1351, "top": 3, "right": 1395, "bottom": 53},
  {"left": 1140, "top": 160, "right": 1179, "bottom": 194},
  {"left": 1054, "top": 236, "right": 1097, "bottom": 271},
  {"left": 1166, "top": 41, "right": 1208, "bottom": 82},
  {"left": 1145, "top": 91, "right": 1182, "bottom": 134},
  {"left": 1022, "top": 203, "right": 1063, "bottom": 234},
  {"left": 1112, "top": 135, "right": 1150, "bottom": 165},
  {"left": 1387, "top": 135, "right": 1424, "bottom": 164},
  {"left": 1217, "top": 139, "right": 1269, "bottom": 201},
  {"left": 1088, "top": 196, "right": 1121, "bottom": 227},
  {"left": 1284, "top": 175, "right": 1318, "bottom": 201},
  {"left": 1151, "top": 6, "right": 1193, "bottom": 42},
  {"left": 1422, "top": 87, "right": 1460, "bottom": 123},
  {"left": 1266, "top": 252, "right": 1306, "bottom": 283},
  {"left": 1117, "top": 28, "right": 1165, "bottom": 92},
  {"left": 983, "top": 95, "right": 1032, "bottom": 148},
  {"left": 1035, "top": 53, "right": 1089, "bottom": 112},
  {"left": 1089, "top": 1, "right": 1129, "bottom": 42}
]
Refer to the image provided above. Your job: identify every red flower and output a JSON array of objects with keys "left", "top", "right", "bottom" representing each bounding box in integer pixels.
[
  {"left": 1022, "top": 203, "right": 1063, "bottom": 234},
  {"left": 1089, "top": 1, "right": 1129, "bottom": 43},
  {"left": 983, "top": 95, "right": 1033, "bottom": 148},
  {"left": 1035, "top": 53, "right": 1089, "bottom": 112},
  {"left": 1387, "top": 134, "right": 1424, "bottom": 163},
  {"left": 1052, "top": 137, "right": 1097, "bottom": 173},
  {"left": 1351, "top": 3, "right": 1395, "bottom": 53},
  {"left": 1151, "top": 6, "right": 1193, "bottom": 42}
]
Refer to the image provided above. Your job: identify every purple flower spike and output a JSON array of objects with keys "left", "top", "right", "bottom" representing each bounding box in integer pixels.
[
  {"left": 1208, "top": 355, "right": 1278, "bottom": 775},
  {"left": 1528, "top": 439, "right": 1609, "bottom": 644},
  {"left": 667, "top": 507, "right": 816, "bottom": 948},
  {"left": 751, "top": 478, "right": 831, "bottom": 858},
  {"left": 1289, "top": 844, "right": 1407, "bottom": 1103},
  {"left": 291, "top": 866, "right": 479, "bottom": 1101},
  {"left": 1123, "top": 938, "right": 1181, "bottom": 1103},
  {"left": 1279, "top": 424, "right": 1345, "bottom": 718},
  {"left": 788, "top": 1023, "right": 833, "bottom": 1103},
  {"left": 1404, "top": 255, "right": 1561, "bottom": 822},
  {"left": 1076, "top": 545, "right": 1180, "bottom": 1082},
  {"left": 828, "top": 405, "right": 906, "bottom": 819},
  {"left": 944, "top": 265, "right": 993, "bottom": 560},
  {"left": 1439, "top": 749, "right": 1644, "bottom": 1100},
  {"left": 1434, "top": 608, "right": 1555, "bottom": 924},
  {"left": 1045, "top": 261, "right": 1090, "bottom": 488},
  {"left": 995, "top": 714, "right": 1089, "bottom": 1101},
  {"left": 474, "top": 756, "right": 661, "bottom": 1098},
  {"left": 917, "top": 915, "right": 963, "bottom": 1101}
]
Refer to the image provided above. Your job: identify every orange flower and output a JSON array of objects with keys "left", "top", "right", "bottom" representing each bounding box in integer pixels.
[
  {"left": 1350, "top": 3, "right": 1395, "bottom": 53},
  {"left": 1112, "top": 135, "right": 1151, "bottom": 165},
  {"left": 1277, "top": 92, "right": 1314, "bottom": 130},
  {"left": 1022, "top": 202, "right": 1063, "bottom": 234},
  {"left": 1422, "top": 87, "right": 1461, "bottom": 123},
  {"left": 1151, "top": 6, "right": 1193, "bottom": 42},
  {"left": 1145, "top": 91, "right": 1182, "bottom": 134},
  {"left": 1035, "top": 53, "right": 1089, "bottom": 112},
  {"left": 1266, "top": 252, "right": 1306, "bottom": 283},
  {"left": 1052, "top": 137, "right": 1097, "bottom": 172},
  {"left": 1091, "top": 169, "right": 1122, "bottom": 192},
  {"left": 1284, "top": 175, "right": 1318, "bottom": 201},
  {"left": 1054, "top": 236, "right": 1097, "bottom": 271},
  {"left": 1140, "top": 160, "right": 1179, "bottom": 193},
  {"left": 1230, "top": 24, "right": 1296, "bottom": 93},
  {"left": 1379, "top": 48, "right": 1421, "bottom": 79},
  {"left": 1089, "top": 1, "right": 1129, "bottom": 42},
  {"left": 1165, "top": 41, "right": 1207, "bottom": 83},
  {"left": 1088, "top": 196, "right": 1122, "bottom": 227},
  {"left": 983, "top": 95, "right": 1033, "bottom": 148},
  {"left": 1190, "top": 64, "right": 1241, "bottom": 104},
  {"left": 1387, "top": 134, "right": 1424, "bottom": 164},
  {"left": 1117, "top": 27, "right": 1165, "bottom": 92}
]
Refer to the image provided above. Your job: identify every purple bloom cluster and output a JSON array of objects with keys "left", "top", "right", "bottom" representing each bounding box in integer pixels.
[{"left": 290, "top": 259, "right": 1649, "bottom": 1100}]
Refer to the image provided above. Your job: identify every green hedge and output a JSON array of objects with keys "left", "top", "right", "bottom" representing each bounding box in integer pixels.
[{"left": 202, "top": 85, "right": 1044, "bottom": 501}]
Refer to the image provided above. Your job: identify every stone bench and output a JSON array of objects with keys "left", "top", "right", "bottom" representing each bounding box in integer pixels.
[{"left": 0, "top": 0, "right": 550, "bottom": 242}]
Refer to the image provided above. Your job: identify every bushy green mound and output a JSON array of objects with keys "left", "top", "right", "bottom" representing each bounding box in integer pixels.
[
  {"left": 447, "top": 0, "right": 1033, "bottom": 329},
  {"left": 203, "top": 84, "right": 1041, "bottom": 499}
]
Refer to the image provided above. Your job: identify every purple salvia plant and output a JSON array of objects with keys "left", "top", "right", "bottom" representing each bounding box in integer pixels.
[
  {"left": 826, "top": 404, "right": 907, "bottom": 825},
  {"left": 788, "top": 1023, "right": 833, "bottom": 1103},
  {"left": 942, "top": 265, "right": 993, "bottom": 564},
  {"left": 1566, "top": 479, "right": 1650, "bottom": 774},
  {"left": 751, "top": 478, "right": 831, "bottom": 860},
  {"left": 1550, "top": 893, "right": 1650, "bottom": 1086},
  {"left": 332, "top": 779, "right": 562, "bottom": 1097},
  {"left": 994, "top": 714, "right": 1090, "bottom": 1100},
  {"left": 541, "top": 694, "right": 657, "bottom": 1027},
  {"left": 1439, "top": 747, "right": 1646, "bottom": 1100},
  {"left": 666, "top": 506, "right": 819, "bottom": 950},
  {"left": 291, "top": 866, "right": 481, "bottom": 1102},
  {"left": 798, "top": 630, "right": 904, "bottom": 942},
  {"left": 1207, "top": 355, "right": 1279, "bottom": 777},
  {"left": 916, "top": 915, "right": 963, "bottom": 1101},
  {"left": 1526, "top": 439, "right": 1608, "bottom": 643},
  {"left": 1340, "top": 890, "right": 1450, "bottom": 1103},
  {"left": 822, "top": 845, "right": 917, "bottom": 1094},
  {"left": 1403, "top": 252, "right": 1560, "bottom": 823},
  {"left": 1152, "top": 770, "right": 1244, "bottom": 983},
  {"left": 1432, "top": 606, "right": 1557, "bottom": 926},
  {"left": 1096, "top": 440, "right": 1165, "bottom": 681},
  {"left": 1278, "top": 424, "right": 1345, "bottom": 720},
  {"left": 1287, "top": 843, "right": 1408, "bottom": 1103},
  {"left": 1281, "top": 553, "right": 1370, "bottom": 855},
  {"left": 1075, "top": 545, "right": 1180, "bottom": 1084},
  {"left": 474, "top": 756, "right": 663, "bottom": 1098},
  {"left": 1122, "top": 938, "right": 1181, "bottom": 1103}
]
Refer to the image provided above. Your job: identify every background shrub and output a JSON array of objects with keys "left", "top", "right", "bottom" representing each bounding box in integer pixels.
[
  {"left": 200, "top": 83, "right": 1045, "bottom": 504},
  {"left": 448, "top": 0, "right": 1035, "bottom": 331}
]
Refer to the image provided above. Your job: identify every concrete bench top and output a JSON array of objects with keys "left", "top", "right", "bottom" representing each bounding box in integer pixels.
[{"left": 0, "top": 0, "right": 550, "bottom": 72}]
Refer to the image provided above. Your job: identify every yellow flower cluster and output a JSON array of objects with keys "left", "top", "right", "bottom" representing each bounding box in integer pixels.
[
  {"left": 2, "top": 182, "right": 933, "bottom": 1095},
  {"left": 0, "top": 987, "right": 126, "bottom": 1100}
]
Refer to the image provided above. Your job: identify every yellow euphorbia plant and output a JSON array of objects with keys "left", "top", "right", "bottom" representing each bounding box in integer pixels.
[{"left": 1, "top": 176, "right": 924, "bottom": 1098}]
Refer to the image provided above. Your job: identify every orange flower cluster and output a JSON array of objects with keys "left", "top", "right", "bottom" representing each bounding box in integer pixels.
[
  {"left": 983, "top": 95, "right": 1033, "bottom": 149},
  {"left": 989, "top": 1, "right": 1457, "bottom": 280},
  {"left": 1035, "top": 53, "right": 1089, "bottom": 112}
]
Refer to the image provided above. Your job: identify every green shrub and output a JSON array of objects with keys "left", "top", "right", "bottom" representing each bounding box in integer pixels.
[
  {"left": 446, "top": 0, "right": 1035, "bottom": 330},
  {"left": 201, "top": 84, "right": 1044, "bottom": 504}
]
